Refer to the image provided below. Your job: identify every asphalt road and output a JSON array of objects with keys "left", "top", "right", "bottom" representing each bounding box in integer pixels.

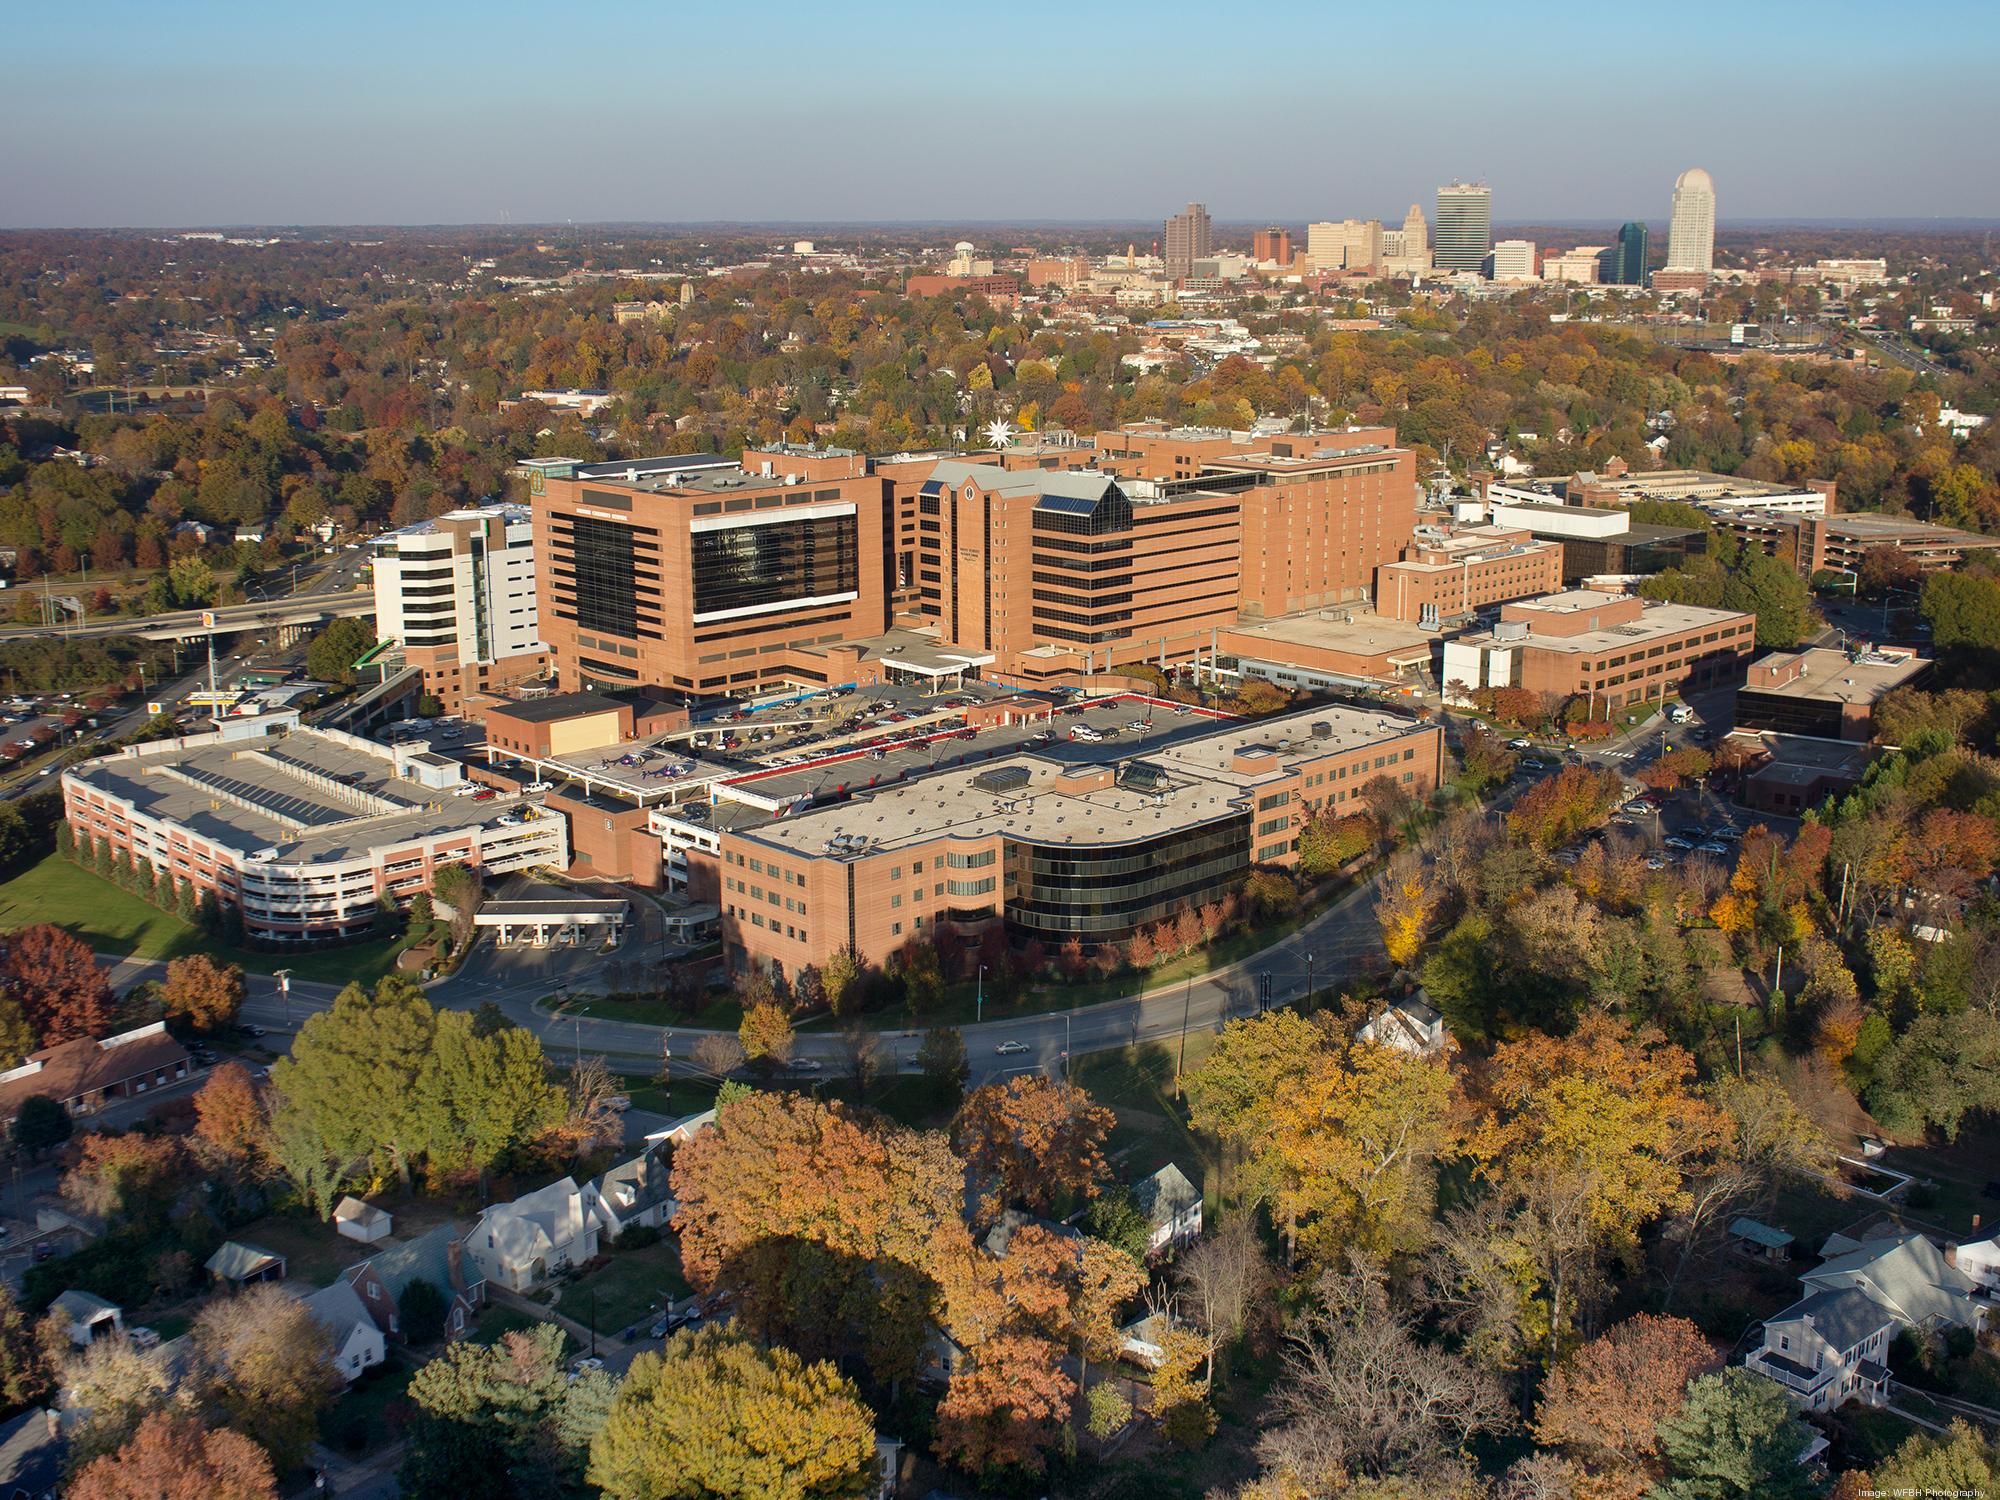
[{"left": 88, "top": 685, "right": 1762, "bottom": 1095}]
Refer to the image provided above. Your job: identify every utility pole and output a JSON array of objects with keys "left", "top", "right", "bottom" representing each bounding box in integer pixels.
[
  {"left": 1173, "top": 977, "right": 1193, "bottom": 1100},
  {"left": 976, "top": 965, "right": 985, "bottom": 1025},
  {"left": 273, "top": 969, "right": 292, "bottom": 1031}
]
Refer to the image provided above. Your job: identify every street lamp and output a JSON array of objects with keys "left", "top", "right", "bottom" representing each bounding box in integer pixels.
[
  {"left": 976, "top": 965, "right": 985, "bottom": 1025},
  {"left": 1304, "top": 950, "right": 1315, "bottom": 1009},
  {"left": 273, "top": 969, "right": 292, "bottom": 1032},
  {"left": 1062, "top": 1008, "right": 1072, "bottom": 1083}
]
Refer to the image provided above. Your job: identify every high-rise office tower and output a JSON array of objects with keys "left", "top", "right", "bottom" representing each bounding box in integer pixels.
[
  {"left": 1611, "top": 220, "right": 1650, "bottom": 286},
  {"left": 1252, "top": 226, "right": 1291, "bottom": 264},
  {"left": 1399, "top": 202, "right": 1427, "bottom": 260},
  {"left": 1664, "top": 168, "right": 1715, "bottom": 277},
  {"left": 1433, "top": 182, "right": 1492, "bottom": 272},
  {"left": 1164, "top": 203, "right": 1212, "bottom": 279}
]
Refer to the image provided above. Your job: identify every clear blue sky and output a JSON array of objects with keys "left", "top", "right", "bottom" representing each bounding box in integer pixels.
[{"left": 6, "top": 0, "right": 1997, "bottom": 228}]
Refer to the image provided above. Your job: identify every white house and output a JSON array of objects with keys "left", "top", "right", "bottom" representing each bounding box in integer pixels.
[
  {"left": 49, "top": 1291, "right": 121, "bottom": 1348},
  {"left": 1358, "top": 994, "right": 1449, "bottom": 1057},
  {"left": 1803, "top": 1231, "right": 1987, "bottom": 1336},
  {"left": 333, "top": 1197, "right": 393, "bottom": 1245},
  {"left": 1953, "top": 1228, "right": 2000, "bottom": 1295},
  {"left": 1745, "top": 1287, "right": 1896, "bottom": 1413},
  {"left": 294, "top": 1280, "right": 386, "bottom": 1384},
  {"left": 466, "top": 1177, "right": 598, "bottom": 1292},
  {"left": 583, "top": 1147, "right": 675, "bottom": 1242},
  {"left": 1745, "top": 1229, "right": 1988, "bottom": 1413},
  {"left": 1130, "top": 1163, "right": 1203, "bottom": 1256}
]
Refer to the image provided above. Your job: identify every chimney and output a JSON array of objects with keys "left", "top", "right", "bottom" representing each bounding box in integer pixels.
[
  {"left": 1945, "top": 1242, "right": 1959, "bottom": 1268},
  {"left": 446, "top": 1236, "right": 467, "bottom": 1297},
  {"left": 43, "top": 1409, "right": 59, "bottom": 1441}
]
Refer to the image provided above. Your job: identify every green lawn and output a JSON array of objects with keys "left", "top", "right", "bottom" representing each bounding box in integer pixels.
[
  {"left": 0, "top": 852, "right": 209, "bottom": 961},
  {"left": 0, "top": 851, "right": 417, "bottom": 984},
  {"left": 470, "top": 1303, "right": 572, "bottom": 1351},
  {"left": 226, "top": 1213, "right": 362, "bottom": 1288},
  {"left": 564, "top": 1240, "right": 691, "bottom": 1335},
  {"left": 614, "top": 1076, "right": 719, "bottom": 1118},
  {"left": 1071, "top": 1034, "right": 1216, "bottom": 1185}
]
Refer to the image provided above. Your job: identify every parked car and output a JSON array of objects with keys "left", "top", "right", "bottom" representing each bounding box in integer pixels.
[
  {"left": 524, "top": 781, "right": 552, "bottom": 794},
  {"left": 1507, "top": 738, "right": 1531, "bottom": 750},
  {"left": 237, "top": 1024, "right": 265, "bottom": 1039},
  {"left": 472, "top": 789, "right": 497, "bottom": 801},
  {"left": 1694, "top": 840, "right": 1729, "bottom": 856},
  {"left": 994, "top": 1040, "right": 1029, "bottom": 1056}
]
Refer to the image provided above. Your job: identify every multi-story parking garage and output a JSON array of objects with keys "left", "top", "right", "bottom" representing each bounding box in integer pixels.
[{"left": 62, "top": 715, "right": 566, "bottom": 943}]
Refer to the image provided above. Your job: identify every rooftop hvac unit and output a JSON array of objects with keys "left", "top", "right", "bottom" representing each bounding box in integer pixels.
[{"left": 1310, "top": 721, "right": 1332, "bottom": 739}]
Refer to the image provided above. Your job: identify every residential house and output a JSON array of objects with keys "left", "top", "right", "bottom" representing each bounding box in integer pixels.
[
  {"left": 344, "top": 1224, "right": 487, "bottom": 1342},
  {"left": 293, "top": 1280, "right": 386, "bottom": 1383},
  {"left": 1802, "top": 1231, "right": 1987, "bottom": 1335},
  {"left": 333, "top": 1197, "right": 393, "bottom": 1245},
  {"left": 49, "top": 1291, "right": 121, "bottom": 1348},
  {"left": 1745, "top": 1228, "right": 1988, "bottom": 1412},
  {"left": 1954, "top": 1227, "right": 2000, "bottom": 1295},
  {"left": 1357, "top": 994, "right": 1449, "bottom": 1057},
  {"left": 1130, "top": 1164, "right": 1203, "bottom": 1257},
  {"left": 465, "top": 1177, "right": 597, "bottom": 1293},
  {"left": 646, "top": 1108, "right": 715, "bottom": 1148},
  {"left": 584, "top": 1146, "right": 675, "bottom": 1243},
  {"left": 1744, "top": 1287, "right": 1896, "bottom": 1413},
  {"left": 1117, "top": 1309, "right": 1171, "bottom": 1370},
  {"left": 204, "top": 1240, "right": 286, "bottom": 1287},
  {"left": 0, "top": 1407, "right": 64, "bottom": 1500}
]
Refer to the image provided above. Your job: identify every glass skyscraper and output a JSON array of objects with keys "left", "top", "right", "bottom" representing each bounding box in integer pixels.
[
  {"left": 1433, "top": 182, "right": 1492, "bottom": 272},
  {"left": 1612, "top": 220, "right": 1650, "bottom": 286}
]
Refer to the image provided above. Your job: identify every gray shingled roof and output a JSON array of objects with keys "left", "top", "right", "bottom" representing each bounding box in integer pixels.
[
  {"left": 205, "top": 1240, "right": 283, "bottom": 1281},
  {"left": 1804, "top": 1232, "right": 1983, "bottom": 1331},
  {"left": 1770, "top": 1287, "right": 1898, "bottom": 1351},
  {"left": 352, "top": 1224, "right": 472, "bottom": 1302},
  {"left": 1130, "top": 1163, "right": 1200, "bottom": 1229}
]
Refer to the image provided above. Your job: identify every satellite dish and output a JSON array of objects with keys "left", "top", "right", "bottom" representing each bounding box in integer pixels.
[{"left": 985, "top": 419, "right": 1014, "bottom": 449}]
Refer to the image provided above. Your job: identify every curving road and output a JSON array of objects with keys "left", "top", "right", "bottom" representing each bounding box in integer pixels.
[{"left": 96, "top": 688, "right": 1742, "bottom": 1090}]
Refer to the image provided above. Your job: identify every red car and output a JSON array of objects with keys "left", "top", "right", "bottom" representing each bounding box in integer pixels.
[{"left": 471, "top": 788, "right": 497, "bottom": 802}]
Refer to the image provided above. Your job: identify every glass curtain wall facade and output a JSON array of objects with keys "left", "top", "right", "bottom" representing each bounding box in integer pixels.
[{"left": 1004, "top": 813, "right": 1252, "bottom": 942}]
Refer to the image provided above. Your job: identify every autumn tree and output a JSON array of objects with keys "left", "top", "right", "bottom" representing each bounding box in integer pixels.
[
  {"left": 191, "top": 1063, "right": 269, "bottom": 1181},
  {"left": 933, "top": 1332, "right": 1075, "bottom": 1475},
  {"left": 670, "top": 1091, "right": 967, "bottom": 1384},
  {"left": 588, "top": 1326, "right": 877, "bottom": 1500},
  {"left": 954, "top": 1075, "right": 1114, "bottom": 1215},
  {"left": 1866, "top": 1421, "right": 2000, "bottom": 1498},
  {"left": 1376, "top": 851, "right": 1436, "bottom": 970},
  {"left": 413, "top": 1009, "right": 564, "bottom": 1186},
  {"left": 188, "top": 1284, "right": 342, "bottom": 1472},
  {"left": 0, "top": 1285, "right": 55, "bottom": 1413},
  {"left": 1506, "top": 765, "right": 1623, "bottom": 851},
  {"left": 1533, "top": 1314, "right": 1718, "bottom": 1486},
  {"left": 1456, "top": 1017, "right": 1730, "bottom": 1363},
  {"left": 160, "top": 954, "right": 245, "bottom": 1033},
  {"left": 1271, "top": 1031, "right": 1459, "bottom": 1264},
  {"left": 0, "top": 923, "right": 114, "bottom": 1042},
  {"left": 62, "top": 1131, "right": 185, "bottom": 1228},
  {"left": 736, "top": 1000, "right": 794, "bottom": 1073},
  {"left": 1185, "top": 1010, "right": 1326, "bottom": 1229},
  {"left": 68, "top": 1412, "right": 278, "bottom": 1500},
  {"left": 60, "top": 1336, "right": 178, "bottom": 1472}
]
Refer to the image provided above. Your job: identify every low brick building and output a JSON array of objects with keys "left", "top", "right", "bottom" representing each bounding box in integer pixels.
[
  {"left": 1442, "top": 589, "right": 1757, "bottom": 709},
  {"left": 1374, "top": 525, "right": 1564, "bottom": 625},
  {"left": 0, "top": 1022, "right": 190, "bottom": 1122},
  {"left": 1735, "top": 647, "right": 1930, "bottom": 742}
]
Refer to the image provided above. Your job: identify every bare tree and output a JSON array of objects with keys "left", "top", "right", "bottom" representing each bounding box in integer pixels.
[
  {"left": 838, "top": 1021, "right": 884, "bottom": 1099},
  {"left": 1173, "top": 1218, "right": 1273, "bottom": 1373},
  {"left": 1258, "top": 1253, "right": 1511, "bottom": 1487},
  {"left": 560, "top": 1056, "right": 624, "bottom": 1160},
  {"left": 690, "top": 1034, "right": 743, "bottom": 1080}
]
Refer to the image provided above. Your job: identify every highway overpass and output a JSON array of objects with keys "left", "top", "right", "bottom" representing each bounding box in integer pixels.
[{"left": 0, "top": 592, "right": 375, "bottom": 644}]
